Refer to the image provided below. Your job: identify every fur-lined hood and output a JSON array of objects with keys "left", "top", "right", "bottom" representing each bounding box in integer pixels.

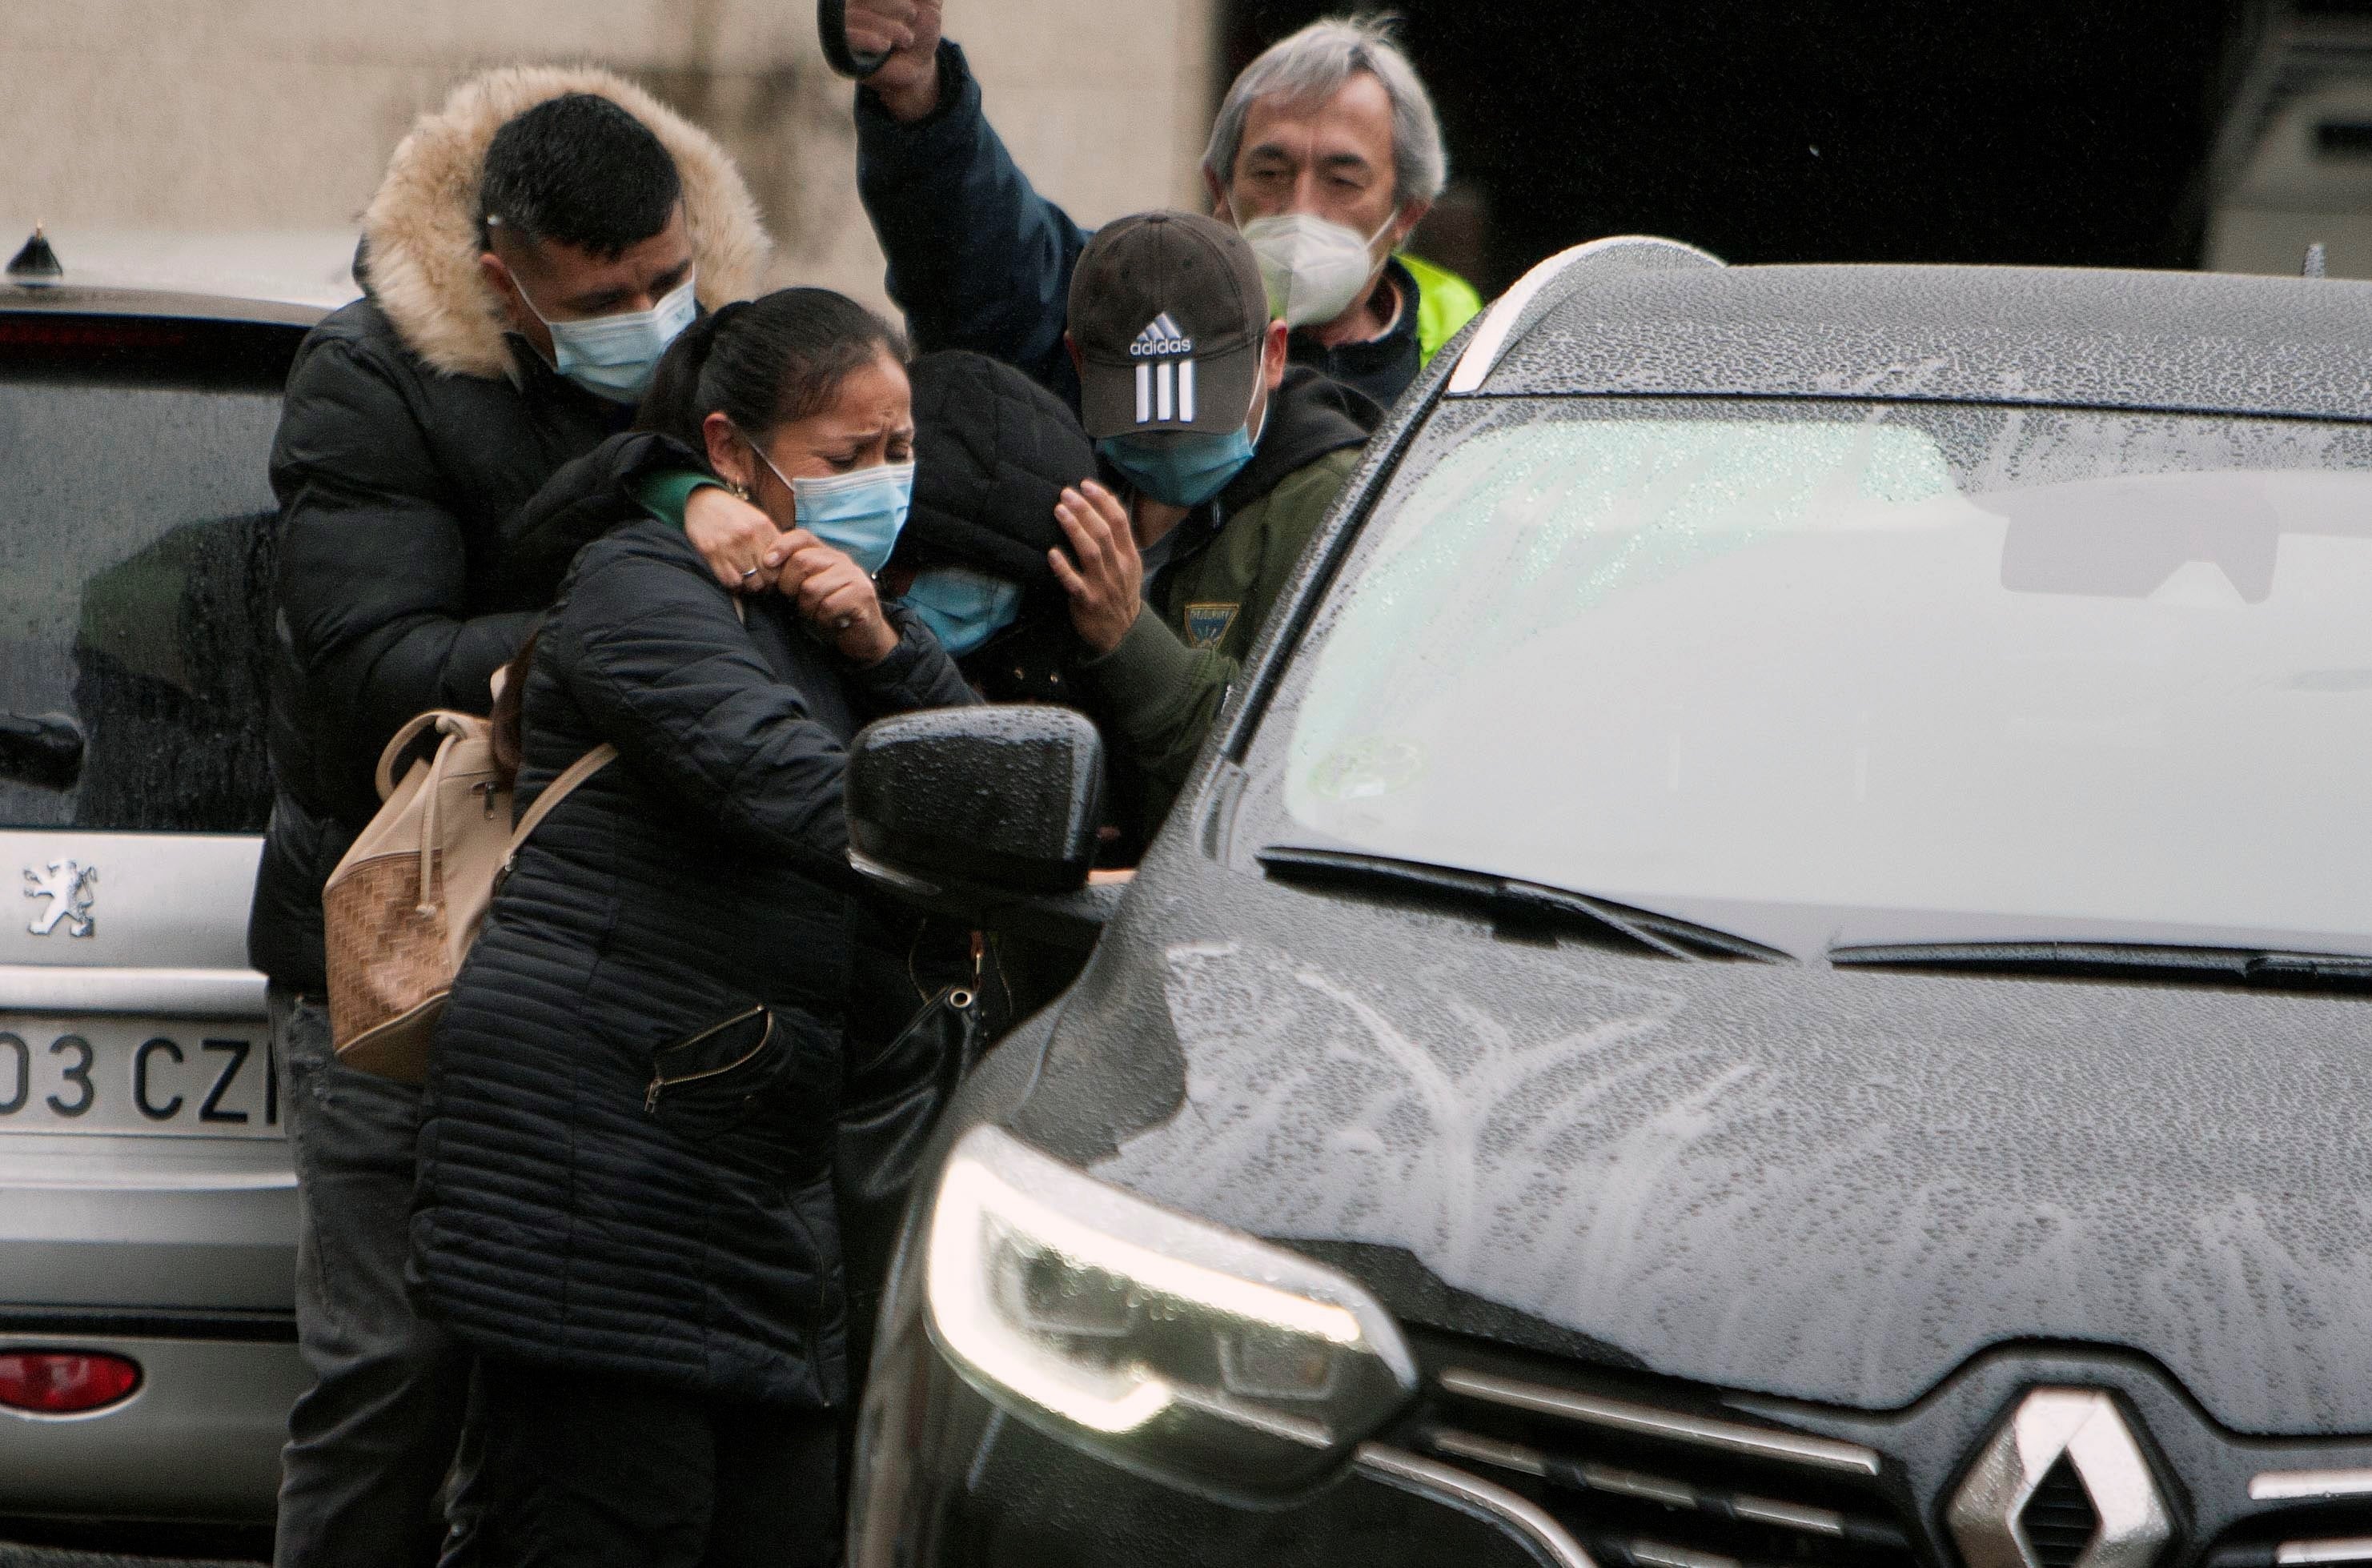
[{"left": 361, "top": 65, "right": 770, "bottom": 381}]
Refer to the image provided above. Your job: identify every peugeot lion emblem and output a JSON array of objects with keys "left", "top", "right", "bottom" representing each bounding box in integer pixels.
[
  {"left": 1949, "top": 1389, "right": 2172, "bottom": 1568},
  {"left": 22, "top": 859, "right": 97, "bottom": 938}
]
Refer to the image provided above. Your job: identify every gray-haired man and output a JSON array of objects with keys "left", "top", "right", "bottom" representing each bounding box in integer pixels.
[{"left": 844, "top": 4, "right": 1481, "bottom": 415}]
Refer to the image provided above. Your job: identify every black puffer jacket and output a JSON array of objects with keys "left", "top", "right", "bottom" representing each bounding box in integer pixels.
[
  {"left": 247, "top": 297, "right": 624, "bottom": 990},
  {"left": 246, "top": 66, "right": 772, "bottom": 993},
  {"left": 411, "top": 517, "right": 974, "bottom": 1406}
]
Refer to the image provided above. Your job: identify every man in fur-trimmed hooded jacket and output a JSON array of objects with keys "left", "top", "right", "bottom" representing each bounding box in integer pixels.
[{"left": 249, "top": 70, "right": 773, "bottom": 1568}]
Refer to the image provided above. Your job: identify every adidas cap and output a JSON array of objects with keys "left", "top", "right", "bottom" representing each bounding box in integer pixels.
[{"left": 1067, "top": 210, "right": 1267, "bottom": 440}]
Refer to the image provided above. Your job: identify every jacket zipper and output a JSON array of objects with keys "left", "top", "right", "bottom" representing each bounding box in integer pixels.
[{"left": 644, "top": 1006, "right": 773, "bottom": 1113}]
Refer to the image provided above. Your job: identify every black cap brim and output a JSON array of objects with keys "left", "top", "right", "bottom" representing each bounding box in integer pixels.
[{"left": 1078, "top": 336, "right": 1260, "bottom": 441}]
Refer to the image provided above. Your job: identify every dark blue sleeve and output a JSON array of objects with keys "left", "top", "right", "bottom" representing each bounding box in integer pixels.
[{"left": 854, "top": 41, "right": 1087, "bottom": 407}]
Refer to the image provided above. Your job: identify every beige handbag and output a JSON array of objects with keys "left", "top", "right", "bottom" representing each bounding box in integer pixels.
[{"left": 323, "top": 709, "right": 616, "bottom": 1084}]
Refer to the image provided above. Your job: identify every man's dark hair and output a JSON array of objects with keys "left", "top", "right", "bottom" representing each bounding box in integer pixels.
[{"left": 476, "top": 94, "right": 682, "bottom": 257}]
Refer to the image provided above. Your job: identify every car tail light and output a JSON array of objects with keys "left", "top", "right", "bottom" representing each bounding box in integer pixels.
[
  {"left": 0, "top": 312, "right": 301, "bottom": 386},
  {"left": 0, "top": 316, "right": 193, "bottom": 350},
  {"left": 0, "top": 1352, "right": 141, "bottom": 1414}
]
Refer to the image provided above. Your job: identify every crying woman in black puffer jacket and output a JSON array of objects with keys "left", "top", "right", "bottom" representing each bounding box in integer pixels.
[{"left": 410, "top": 290, "right": 972, "bottom": 1568}]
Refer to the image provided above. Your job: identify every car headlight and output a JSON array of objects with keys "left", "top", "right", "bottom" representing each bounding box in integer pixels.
[{"left": 924, "top": 1124, "right": 1417, "bottom": 1498}]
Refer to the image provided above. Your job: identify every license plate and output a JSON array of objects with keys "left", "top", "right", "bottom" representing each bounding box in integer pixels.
[{"left": 0, "top": 1017, "right": 279, "bottom": 1137}]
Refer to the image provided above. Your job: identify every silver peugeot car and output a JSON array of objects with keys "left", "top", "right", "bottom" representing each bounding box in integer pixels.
[{"left": 0, "top": 226, "right": 352, "bottom": 1538}]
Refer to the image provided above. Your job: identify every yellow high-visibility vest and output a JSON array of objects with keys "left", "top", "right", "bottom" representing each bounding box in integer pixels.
[{"left": 1399, "top": 251, "right": 1485, "bottom": 366}]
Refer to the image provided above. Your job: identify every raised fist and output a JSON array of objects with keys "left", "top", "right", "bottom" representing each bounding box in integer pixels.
[{"left": 844, "top": 0, "right": 945, "bottom": 122}]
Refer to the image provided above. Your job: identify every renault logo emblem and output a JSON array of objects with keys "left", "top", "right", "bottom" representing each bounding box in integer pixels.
[{"left": 1949, "top": 1389, "right": 2172, "bottom": 1568}]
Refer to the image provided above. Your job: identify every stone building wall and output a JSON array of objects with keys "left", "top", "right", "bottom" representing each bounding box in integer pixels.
[{"left": 2, "top": 0, "right": 1220, "bottom": 311}]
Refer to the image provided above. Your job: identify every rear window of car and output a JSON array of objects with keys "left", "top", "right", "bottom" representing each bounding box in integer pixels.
[{"left": 0, "top": 312, "right": 301, "bottom": 834}]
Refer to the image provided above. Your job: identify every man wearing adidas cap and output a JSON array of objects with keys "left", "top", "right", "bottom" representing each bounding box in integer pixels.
[{"left": 1049, "top": 211, "right": 1369, "bottom": 824}]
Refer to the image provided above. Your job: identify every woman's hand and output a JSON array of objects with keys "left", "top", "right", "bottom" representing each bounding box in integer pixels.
[
  {"left": 684, "top": 485, "right": 782, "bottom": 594},
  {"left": 1050, "top": 481, "right": 1142, "bottom": 656},
  {"left": 774, "top": 530, "right": 899, "bottom": 664}
]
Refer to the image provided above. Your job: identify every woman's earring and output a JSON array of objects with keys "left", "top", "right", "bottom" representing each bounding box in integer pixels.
[{"left": 724, "top": 477, "right": 752, "bottom": 502}]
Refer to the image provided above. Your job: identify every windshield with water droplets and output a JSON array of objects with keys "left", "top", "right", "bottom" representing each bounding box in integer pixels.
[{"left": 1244, "top": 398, "right": 2372, "bottom": 956}]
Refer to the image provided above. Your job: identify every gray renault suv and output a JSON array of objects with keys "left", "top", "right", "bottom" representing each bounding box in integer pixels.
[
  {"left": 0, "top": 227, "right": 350, "bottom": 1535},
  {"left": 841, "top": 239, "right": 2372, "bottom": 1568}
]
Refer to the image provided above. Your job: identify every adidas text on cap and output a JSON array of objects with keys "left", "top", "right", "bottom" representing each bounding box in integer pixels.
[{"left": 1068, "top": 210, "right": 1267, "bottom": 440}]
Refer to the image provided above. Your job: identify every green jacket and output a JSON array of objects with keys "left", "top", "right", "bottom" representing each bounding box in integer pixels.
[
  {"left": 638, "top": 466, "right": 717, "bottom": 527},
  {"left": 1083, "top": 367, "right": 1368, "bottom": 820}
]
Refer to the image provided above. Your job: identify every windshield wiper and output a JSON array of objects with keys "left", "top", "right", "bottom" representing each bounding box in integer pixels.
[
  {"left": 1256, "top": 845, "right": 1786, "bottom": 963},
  {"left": 1830, "top": 940, "right": 2372, "bottom": 990}
]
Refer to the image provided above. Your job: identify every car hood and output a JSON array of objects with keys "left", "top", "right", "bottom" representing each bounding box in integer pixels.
[{"left": 1016, "top": 845, "right": 2372, "bottom": 1437}]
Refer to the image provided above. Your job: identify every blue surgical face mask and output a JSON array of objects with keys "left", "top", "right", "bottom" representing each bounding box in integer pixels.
[
  {"left": 1095, "top": 390, "right": 1268, "bottom": 508},
  {"left": 901, "top": 565, "right": 1022, "bottom": 656},
  {"left": 746, "top": 436, "right": 916, "bottom": 575},
  {"left": 520, "top": 271, "right": 697, "bottom": 403}
]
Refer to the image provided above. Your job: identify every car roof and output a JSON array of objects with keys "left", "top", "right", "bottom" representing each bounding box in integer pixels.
[
  {"left": 0, "top": 227, "right": 360, "bottom": 328},
  {"left": 1477, "top": 261, "right": 2372, "bottom": 422}
]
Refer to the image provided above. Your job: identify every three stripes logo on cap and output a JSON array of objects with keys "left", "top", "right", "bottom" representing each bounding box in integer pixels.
[{"left": 1129, "top": 314, "right": 1196, "bottom": 424}]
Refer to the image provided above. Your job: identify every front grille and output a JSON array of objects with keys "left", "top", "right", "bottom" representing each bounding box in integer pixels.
[
  {"left": 2022, "top": 1458, "right": 2101, "bottom": 1568},
  {"left": 1405, "top": 1347, "right": 1917, "bottom": 1568},
  {"left": 2205, "top": 1502, "right": 2372, "bottom": 1568}
]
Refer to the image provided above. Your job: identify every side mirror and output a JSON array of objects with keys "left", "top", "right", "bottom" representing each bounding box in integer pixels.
[{"left": 845, "top": 705, "right": 1120, "bottom": 948}]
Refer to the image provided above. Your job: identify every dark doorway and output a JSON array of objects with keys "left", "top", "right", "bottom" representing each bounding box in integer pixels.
[{"left": 1222, "top": 1, "right": 2261, "bottom": 295}]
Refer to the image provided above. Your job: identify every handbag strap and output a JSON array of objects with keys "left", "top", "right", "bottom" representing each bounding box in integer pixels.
[
  {"left": 373, "top": 711, "right": 462, "bottom": 802},
  {"left": 414, "top": 732, "right": 464, "bottom": 916},
  {"left": 503, "top": 743, "right": 619, "bottom": 864}
]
